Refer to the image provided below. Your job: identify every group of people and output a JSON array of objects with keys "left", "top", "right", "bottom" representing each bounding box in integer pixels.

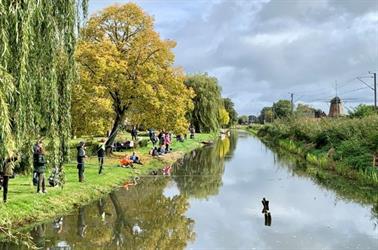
[
  {"left": 119, "top": 152, "right": 143, "bottom": 168},
  {"left": 149, "top": 130, "right": 172, "bottom": 157},
  {"left": 0, "top": 126, "right": 195, "bottom": 203}
]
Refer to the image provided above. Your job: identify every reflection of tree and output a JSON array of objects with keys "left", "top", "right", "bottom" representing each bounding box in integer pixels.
[
  {"left": 18, "top": 177, "right": 194, "bottom": 250},
  {"left": 173, "top": 136, "right": 235, "bottom": 199},
  {"left": 225, "top": 131, "right": 238, "bottom": 161},
  {"left": 112, "top": 177, "right": 195, "bottom": 249}
]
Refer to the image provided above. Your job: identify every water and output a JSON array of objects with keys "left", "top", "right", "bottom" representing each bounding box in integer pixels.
[{"left": 2, "top": 131, "right": 377, "bottom": 249}]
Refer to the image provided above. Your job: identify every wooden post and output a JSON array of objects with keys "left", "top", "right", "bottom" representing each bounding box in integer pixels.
[{"left": 374, "top": 154, "right": 378, "bottom": 168}]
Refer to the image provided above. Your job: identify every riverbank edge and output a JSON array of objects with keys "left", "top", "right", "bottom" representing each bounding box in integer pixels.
[
  {"left": 244, "top": 126, "right": 378, "bottom": 187},
  {"left": 0, "top": 133, "right": 216, "bottom": 231}
]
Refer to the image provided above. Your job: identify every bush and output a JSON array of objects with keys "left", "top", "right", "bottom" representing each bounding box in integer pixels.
[
  {"left": 138, "top": 139, "right": 149, "bottom": 148},
  {"left": 257, "top": 115, "right": 378, "bottom": 174}
]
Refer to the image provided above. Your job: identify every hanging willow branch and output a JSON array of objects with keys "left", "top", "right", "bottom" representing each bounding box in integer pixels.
[{"left": 0, "top": 0, "right": 88, "bottom": 185}]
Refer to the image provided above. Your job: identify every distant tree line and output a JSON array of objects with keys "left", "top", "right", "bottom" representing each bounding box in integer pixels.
[{"left": 241, "top": 100, "right": 377, "bottom": 125}]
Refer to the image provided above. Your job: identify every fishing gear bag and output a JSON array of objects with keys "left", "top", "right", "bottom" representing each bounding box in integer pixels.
[{"left": 48, "top": 167, "right": 60, "bottom": 187}]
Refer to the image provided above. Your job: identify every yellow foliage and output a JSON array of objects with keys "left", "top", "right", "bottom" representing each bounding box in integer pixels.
[
  {"left": 72, "top": 3, "right": 193, "bottom": 136},
  {"left": 219, "top": 107, "right": 230, "bottom": 126}
]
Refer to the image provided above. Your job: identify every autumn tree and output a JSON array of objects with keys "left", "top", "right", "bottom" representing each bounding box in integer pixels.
[
  {"left": 75, "top": 3, "right": 193, "bottom": 143},
  {"left": 185, "top": 73, "right": 223, "bottom": 133},
  {"left": 218, "top": 107, "right": 230, "bottom": 128}
]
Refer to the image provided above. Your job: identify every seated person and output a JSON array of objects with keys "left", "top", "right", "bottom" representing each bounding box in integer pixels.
[
  {"left": 150, "top": 147, "right": 159, "bottom": 157},
  {"left": 120, "top": 156, "right": 133, "bottom": 168},
  {"left": 130, "top": 152, "right": 142, "bottom": 164},
  {"left": 176, "top": 134, "right": 184, "bottom": 142},
  {"left": 157, "top": 145, "right": 166, "bottom": 155}
]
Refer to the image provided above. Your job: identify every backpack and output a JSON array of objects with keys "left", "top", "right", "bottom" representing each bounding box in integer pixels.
[{"left": 48, "top": 167, "right": 60, "bottom": 187}]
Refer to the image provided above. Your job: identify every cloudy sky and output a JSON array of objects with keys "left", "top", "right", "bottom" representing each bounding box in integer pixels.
[{"left": 89, "top": 0, "right": 378, "bottom": 115}]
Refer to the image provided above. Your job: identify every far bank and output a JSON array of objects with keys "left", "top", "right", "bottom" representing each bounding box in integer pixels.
[{"left": 244, "top": 115, "right": 378, "bottom": 187}]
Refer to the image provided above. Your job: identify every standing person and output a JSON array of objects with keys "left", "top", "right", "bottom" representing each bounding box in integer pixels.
[
  {"left": 97, "top": 139, "right": 106, "bottom": 174},
  {"left": 158, "top": 131, "right": 165, "bottom": 149},
  {"left": 1, "top": 154, "right": 18, "bottom": 203},
  {"left": 33, "top": 140, "right": 42, "bottom": 186},
  {"left": 190, "top": 126, "right": 195, "bottom": 139},
  {"left": 164, "top": 133, "right": 171, "bottom": 153},
  {"left": 34, "top": 143, "right": 47, "bottom": 194},
  {"left": 77, "top": 141, "right": 87, "bottom": 182},
  {"left": 131, "top": 126, "right": 138, "bottom": 141},
  {"left": 148, "top": 128, "right": 154, "bottom": 141}
]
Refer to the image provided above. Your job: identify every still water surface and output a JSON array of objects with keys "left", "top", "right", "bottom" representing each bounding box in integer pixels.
[{"left": 4, "top": 131, "right": 378, "bottom": 249}]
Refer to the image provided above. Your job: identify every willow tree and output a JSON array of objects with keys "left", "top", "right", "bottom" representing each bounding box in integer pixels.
[
  {"left": 75, "top": 3, "right": 193, "bottom": 143},
  {"left": 0, "top": 0, "right": 87, "bottom": 177},
  {"left": 185, "top": 73, "right": 223, "bottom": 132}
]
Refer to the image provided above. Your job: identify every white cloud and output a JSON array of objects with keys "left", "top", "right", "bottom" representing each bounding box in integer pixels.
[{"left": 89, "top": 0, "right": 378, "bottom": 115}]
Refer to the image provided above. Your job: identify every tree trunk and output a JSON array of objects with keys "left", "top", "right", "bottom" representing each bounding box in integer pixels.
[{"left": 105, "top": 110, "right": 126, "bottom": 149}]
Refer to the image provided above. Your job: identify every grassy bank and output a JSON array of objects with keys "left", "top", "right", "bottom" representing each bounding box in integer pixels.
[
  {"left": 245, "top": 115, "right": 378, "bottom": 185},
  {"left": 0, "top": 133, "right": 215, "bottom": 229}
]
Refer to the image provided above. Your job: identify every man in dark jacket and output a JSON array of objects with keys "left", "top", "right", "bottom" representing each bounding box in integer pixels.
[
  {"left": 77, "top": 141, "right": 86, "bottom": 182},
  {"left": 33, "top": 141, "right": 46, "bottom": 193},
  {"left": 131, "top": 126, "right": 138, "bottom": 141},
  {"left": 97, "top": 139, "right": 106, "bottom": 174}
]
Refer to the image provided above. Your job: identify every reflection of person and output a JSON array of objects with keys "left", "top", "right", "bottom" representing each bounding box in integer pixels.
[
  {"left": 98, "top": 198, "right": 106, "bottom": 222},
  {"left": 53, "top": 217, "right": 63, "bottom": 234},
  {"left": 264, "top": 213, "right": 272, "bottom": 226},
  {"left": 77, "top": 207, "right": 87, "bottom": 238},
  {"left": 31, "top": 223, "right": 46, "bottom": 248}
]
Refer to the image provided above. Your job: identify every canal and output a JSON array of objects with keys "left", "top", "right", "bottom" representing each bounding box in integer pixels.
[{"left": 3, "top": 131, "right": 377, "bottom": 249}]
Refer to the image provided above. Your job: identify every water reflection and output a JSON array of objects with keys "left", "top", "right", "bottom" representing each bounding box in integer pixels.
[
  {"left": 173, "top": 135, "right": 237, "bottom": 199},
  {"left": 268, "top": 143, "right": 378, "bottom": 225},
  {"left": 0, "top": 177, "right": 194, "bottom": 249},
  {"left": 1, "top": 131, "right": 377, "bottom": 250},
  {"left": 264, "top": 213, "right": 272, "bottom": 227}
]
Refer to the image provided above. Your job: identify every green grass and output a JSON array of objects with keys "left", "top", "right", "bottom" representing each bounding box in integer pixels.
[
  {"left": 0, "top": 133, "right": 215, "bottom": 228},
  {"left": 248, "top": 115, "right": 378, "bottom": 185}
]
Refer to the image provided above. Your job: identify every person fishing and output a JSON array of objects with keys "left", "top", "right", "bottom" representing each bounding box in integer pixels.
[
  {"left": 97, "top": 139, "right": 106, "bottom": 174},
  {"left": 34, "top": 141, "right": 47, "bottom": 194},
  {"left": 1, "top": 154, "right": 18, "bottom": 203},
  {"left": 77, "top": 141, "right": 87, "bottom": 182}
]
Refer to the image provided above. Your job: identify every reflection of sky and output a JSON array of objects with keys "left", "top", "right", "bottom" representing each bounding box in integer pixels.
[{"left": 162, "top": 135, "right": 378, "bottom": 250}]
